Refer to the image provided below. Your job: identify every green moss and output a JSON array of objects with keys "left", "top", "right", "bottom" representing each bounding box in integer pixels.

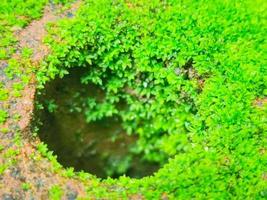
[
  {"left": 0, "top": 109, "right": 8, "bottom": 124},
  {"left": 36, "top": 0, "right": 267, "bottom": 198},
  {"left": 0, "top": 164, "right": 8, "bottom": 175},
  {"left": 0, "top": 83, "right": 9, "bottom": 101},
  {"left": 49, "top": 185, "right": 63, "bottom": 200},
  {"left": 21, "top": 183, "right": 31, "bottom": 191},
  {"left": 0, "top": 0, "right": 266, "bottom": 198},
  {"left": 0, "top": 0, "right": 48, "bottom": 60},
  {"left": 0, "top": 128, "right": 9, "bottom": 134}
]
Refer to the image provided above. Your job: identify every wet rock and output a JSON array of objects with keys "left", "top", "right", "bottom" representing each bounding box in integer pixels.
[
  {"left": 10, "top": 168, "right": 26, "bottom": 182},
  {"left": 67, "top": 12, "right": 74, "bottom": 18},
  {"left": 0, "top": 62, "right": 8, "bottom": 68},
  {"left": 10, "top": 167, "right": 21, "bottom": 179},
  {"left": 2, "top": 194, "right": 14, "bottom": 200},
  {"left": 35, "top": 178, "right": 45, "bottom": 190},
  {"left": 14, "top": 188, "right": 25, "bottom": 199},
  {"left": 174, "top": 68, "right": 182, "bottom": 75},
  {"left": 9, "top": 124, "right": 20, "bottom": 132},
  {"left": 29, "top": 164, "right": 36, "bottom": 173},
  {"left": 5, "top": 132, "right": 15, "bottom": 140},
  {"left": 15, "top": 49, "right": 21, "bottom": 54},
  {"left": 66, "top": 190, "right": 78, "bottom": 200},
  {"left": 6, "top": 142, "right": 14, "bottom": 148},
  {"left": 49, "top": 0, "right": 56, "bottom": 11},
  {"left": 29, "top": 196, "right": 36, "bottom": 200}
]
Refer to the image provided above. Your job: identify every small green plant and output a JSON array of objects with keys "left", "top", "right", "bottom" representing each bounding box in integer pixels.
[
  {"left": 0, "top": 83, "right": 8, "bottom": 101},
  {"left": 21, "top": 183, "right": 31, "bottom": 191},
  {"left": 77, "top": 171, "right": 93, "bottom": 181},
  {"left": 46, "top": 99, "right": 58, "bottom": 113},
  {"left": 37, "top": 142, "right": 62, "bottom": 171},
  {"left": 63, "top": 167, "right": 75, "bottom": 178},
  {"left": 49, "top": 185, "right": 63, "bottom": 200},
  {"left": 35, "top": 0, "right": 267, "bottom": 198},
  {"left": 37, "top": 142, "right": 49, "bottom": 156},
  {"left": 0, "top": 0, "right": 266, "bottom": 198},
  {"left": 104, "top": 156, "right": 132, "bottom": 177},
  {"left": 0, "top": 127, "right": 9, "bottom": 134},
  {"left": 12, "top": 82, "right": 24, "bottom": 97},
  {"left": 21, "top": 47, "right": 33, "bottom": 59},
  {"left": 0, "top": 164, "right": 8, "bottom": 175},
  {"left": 12, "top": 113, "right": 21, "bottom": 122},
  {"left": 0, "top": 109, "right": 8, "bottom": 124},
  {"left": 4, "top": 148, "right": 19, "bottom": 159}
]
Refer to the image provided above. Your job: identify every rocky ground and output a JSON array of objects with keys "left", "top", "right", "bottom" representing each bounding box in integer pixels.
[
  {"left": 0, "top": 1, "right": 266, "bottom": 199},
  {"left": 0, "top": 2, "right": 94, "bottom": 199}
]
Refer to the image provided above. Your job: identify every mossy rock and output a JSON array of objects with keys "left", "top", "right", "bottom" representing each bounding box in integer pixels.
[{"left": 0, "top": 0, "right": 266, "bottom": 199}]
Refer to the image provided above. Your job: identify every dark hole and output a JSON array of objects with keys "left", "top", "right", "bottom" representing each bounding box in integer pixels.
[{"left": 33, "top": 67, "right": 160, "bottom": 178}]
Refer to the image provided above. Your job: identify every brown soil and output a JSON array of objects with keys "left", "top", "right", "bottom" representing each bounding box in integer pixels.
[
  {"left": 16, "top": 2, "right": 81, "bottom": 63},
  {"left": 254, "top": 97, "right": 267, "bottom": 108},
  {"left": 12, "top": 1, "right": 81, "bottom": 133}
]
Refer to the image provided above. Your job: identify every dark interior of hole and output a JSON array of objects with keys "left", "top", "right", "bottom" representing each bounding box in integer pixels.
[{"left": 33, "top": 67, "right": 160, "bottom": 178}]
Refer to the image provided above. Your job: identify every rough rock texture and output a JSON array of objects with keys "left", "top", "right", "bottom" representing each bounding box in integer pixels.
[{"left": 0, "top": 2, "right": 92, "bottom": 199}]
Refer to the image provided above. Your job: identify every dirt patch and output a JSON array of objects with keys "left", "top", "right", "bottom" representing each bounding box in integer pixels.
[
  {"left": 254, "top": 97, "right": 267, "bottom": 108},
  {"left": 0, "top": 1, "right": 92, "bottom": 198},
  {"left": 5, "top": 1, "right": 81, "bottom": 134},
  {"left": 15, "top": 1, "right": 81, "bottom": 63}
]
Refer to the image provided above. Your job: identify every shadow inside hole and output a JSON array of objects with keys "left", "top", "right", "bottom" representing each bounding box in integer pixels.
[{"left": 33, "top": 67, "right": 160, "bottom": 178}]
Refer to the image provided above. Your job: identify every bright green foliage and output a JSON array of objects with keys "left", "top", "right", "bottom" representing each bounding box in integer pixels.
[
  {"left": 0, "top": 0, "right": 47, "bottom": 27},
  {"left": 0, "top": 109, "right": 8, "bottom": 124},
  {"left": 21, "top": 183, "right": 31, "bottom": 191},
  {"left": 49, "top": 185, "right": 63, "bottom": 200},
  {"left": 36, "top": 0, "right": 267, "bottom": 198},
  {"left": 0, "top": 83, "right": 8, "bottom": 101},
  {"left": 0, "top": 164, "right": 8, "bottom": 175},
  {"left": 0, "top": 0, "right": 48, "bottom": 59},
  {"left": 0, "top": 0, "right": 70, "bottom": 60}
]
